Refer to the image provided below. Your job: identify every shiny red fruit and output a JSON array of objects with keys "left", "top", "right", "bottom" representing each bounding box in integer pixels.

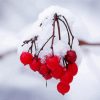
[
  {"left": 57, "top": 82, "right": 70, "bottom": 95},
  {"left": 46, "top": 55, "right": 60, "bottom": 71},
  {"left": 20, "top": 52, "right": 33, "bottom": 65},
  {"left": 65, "top": 50, "right": 77, "bottom": 63},
  {"left": 29, "top": 58, "right": 41, "bottom": 72},
  {"left": 51, "top": 66, "right": 64, "bottom": 79},
  {"left": 60, "top": 70, "right": 73, "bottom": 84},
  {"left": 68, "top": 63, "right": 78, "bottom": 76},
  {"left": 39, "top": 64, "right": 51, "bottom": 76}
]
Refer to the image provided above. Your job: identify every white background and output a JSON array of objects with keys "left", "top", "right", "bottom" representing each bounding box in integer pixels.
[{"left": 0, "top": 0, "right": 100, "bottom": 100}]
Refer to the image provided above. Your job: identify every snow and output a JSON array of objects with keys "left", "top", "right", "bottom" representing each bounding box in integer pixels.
[
  {"left": 18, "top": 6, "right": 82, "bottom": 66},
  {"left": 0, "top": 0, "right": 100, "bottom": 100},
  {"left": 1, "top": 46, "right": 100, "bottom": 100}
]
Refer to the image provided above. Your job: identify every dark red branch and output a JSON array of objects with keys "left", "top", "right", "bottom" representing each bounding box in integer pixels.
[
  {"left": 22, "top": 36, "right": 38, "bottom": 54},
  {"left": 79, "top": 40, "right": 100, "bottom": 46},
  {"left": 62, "top": 57, "right": 66, "bottom": 67},
  {"left": 0, "top": 40, "right": 100, "bottom": 59},
  {"left": 51, "top": 14, "right": 56, "bottom": 56},
  {"left": 62, "top": 16, "right": 74, "bottom": 49},
  {"left": 58, "top": 18, "right": 71, "bottom": 49},
  {"left": 28, "top": 41, "right": 33, "bottom": 53},
  {"left": 37, "top": 35, "right": 54, "bottom": 56},
  {"left": 55, "top": 14, "right": 61, "bottom": 40}
]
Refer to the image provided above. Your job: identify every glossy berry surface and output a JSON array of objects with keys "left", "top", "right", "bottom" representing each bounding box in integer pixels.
[
  {"left": 46, "top": 55, "right": 60, "bottom": 71},
  {"left": 39, "top": 64, "right": 50, "bottom": 76},
  {"left": 68, "top": 63, "right": 78, "bottom": 76},
  {"left": 51, "top": 66, "right": 64, "bottom": 79},
  {"left": 20, "top": 52, "right": 33, "bottom": 65},
  {"left": 57, "top": 82, "right": 70, "bottom": 95},
  {"left": 30, "top": 58, "right": 41, "bottom": 71},
  {"left": 65, "top": 50, "right": 77, "bottom": 63},
  {"left": 60, "top": 70, "right": 73, "bottom": 84}
]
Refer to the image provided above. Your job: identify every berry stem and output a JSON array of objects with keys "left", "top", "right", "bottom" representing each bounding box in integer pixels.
[
  {"left": 37, "top": 35, "right": 54, "bottom": 56},
  {"left": 22, "top": 39, "right": 32, "bottom": 46},
  {"left": 51, "top": 14, "right": 56, "bottom": 56},
  {"left": 46, "top": 80, "right": 47, "bottom": 88},
  {"left": 22, "top": 36, "right": 38, "bottom": 54},
  {"left": 62, "top": 57, "right": 67, "bottom": 67},
  {"left": 28, "top": 41, "right": 34, "bottom": 53},
  {"left": 62, "top": 16, "right": 74, "bottom": 49},
  {"left": 55, "top": 14, "right": 61, "bottom": 40},
  {"left": 33, "top": 36, "right": 38, "bottom": 54},
  {"left": 62, "top": 57, "right": 66, "bottom": 66},
  {"left": 58, "top": 18, "right": 71, "bottom": 49}
]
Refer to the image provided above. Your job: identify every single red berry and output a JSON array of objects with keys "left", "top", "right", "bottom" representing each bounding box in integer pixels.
[
  {"left": 29, "top": 58, "right": 41, "bottom": 72},
  {"left": 57, "top": 82, "right": 70, "bottom": 95},
  {"left": 60, "top": 70, "right": 73, "bottom": 84},
  {"left": 65, "top": 50, "right": 77, "bottom": 63},
  {"left": 39, "top": 64, "right": 51, "bottom": 76},
  {"left": 68, "top": 63, "right": 78, "bottom": 76},
  {"left": 46, "top": 55, "right": 60, "bottom": 71},
  {"left": 39, "top": 64, "right": 52, "bottom": 80},
  {"left": 51, "top": 65, "right": 65, "bottom": 79},
  {"left": 20, "top": 52, "right": 33, "bottom": 65}
]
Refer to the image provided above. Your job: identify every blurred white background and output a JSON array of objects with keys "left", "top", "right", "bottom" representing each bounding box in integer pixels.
[{"left": 0, "top": 0, "right": 100, "bottom": 100}]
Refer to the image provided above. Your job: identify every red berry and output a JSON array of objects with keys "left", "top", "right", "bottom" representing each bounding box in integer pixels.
[
  {"left": 29, "top": 58, "right": 41, "bottom": 72},
  {"left": 39, "top": 64, "right": 52, "bottom": 80},
  {"left": 39, "top": 64, "right": 50, "bottom": 76},
  {"left": 51, "top": 66, "right": 64, "bottom": 79},
  {"left": 68, "top": 63, "right": 78, "bottom": 76},
  {"left": 57, "top": 82, "right": 70, "bottom": 95},
  {"left": 46, "top": 55, "right": 60, "bottom": 71},
  {"left": 44, "top": 74, "right": 52, "bottom": 80},
  {"left": 60, "top": 70, "right": 73, "bottom": 84},
  {"left": 65, "top": 50, "right": 77, "bottom": 63},
  {"left": 20, "top": 52, "right": 33, "bottom": 65}
]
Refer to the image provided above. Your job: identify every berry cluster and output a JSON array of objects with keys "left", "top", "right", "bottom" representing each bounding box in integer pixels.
[{"left": 20, "top": 13, "right": 78, "bottom": 95}]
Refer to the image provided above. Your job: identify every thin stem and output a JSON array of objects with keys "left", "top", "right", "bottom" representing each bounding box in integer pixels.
[
  {"left": 64, "top": 57, "right": 68, "bottom": 68},
  {"left": 22, "top": 36, "right": 38, "bottom": 54},
  {"left": 46, "top": 80, "right": 47, "bottom": 88},
  {"left": 28, "top": 41, "right": 33, "bottom": 53},
  {"left": 37, "top": 35, "right": 54, "bottom": 56},
  {"left": 62, "top": 57, "right": 66, "bottom": 67},
  {"left": 33, "top": 36, "right": 38, "bottom": 54},
  {"left": 58, "top": 18, "right": 71, "bottom": 49},
  {"left": 51, "top": 15, "right": 56, "bottom": 56},
  {"left": 22, "top": 39, "right": 32, "bottom": 46},
  {"left": 56, "top": 14, "right": 61, "bottom": 40},
  {"left": 79, "top": 40, "right": 100, "bottom": 46},
  {"left": 62, "top": 16, "right": 74, "bottom": 49},
  {"left": 33, "top": 41, "right": 36, "bottom": 52}
]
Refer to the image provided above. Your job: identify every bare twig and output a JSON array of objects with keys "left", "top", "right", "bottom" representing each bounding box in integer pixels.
[
  {"left": 0, "top": 40, "right": 100, "bottom": 59},
  {"left": 79, "top": 40, "right": 100, "bottom": 46},
  {"left": 55, "top": 14, "right": 61, "bottom": 40},
  {"left": 58, "top": 18, "right": 71, "bottom": 48},
  {"left": 22, "top": 36, "right": 38, "bottom": 54},
  {"left": 37, "top": 35, "right": 54, "bottom": 56},
  {"left": 62, "top": 16, "right": 74, "bottom": 49}
]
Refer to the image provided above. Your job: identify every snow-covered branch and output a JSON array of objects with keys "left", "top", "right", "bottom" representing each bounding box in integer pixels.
[{"left": 0, "top": 40, "right": 100, "bottom": 59}]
